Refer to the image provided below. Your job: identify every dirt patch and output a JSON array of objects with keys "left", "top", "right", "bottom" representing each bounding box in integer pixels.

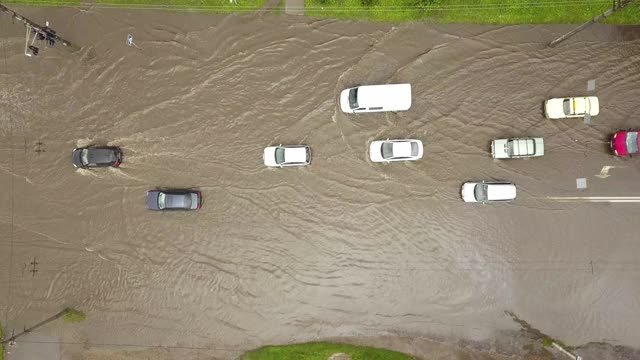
[{"left": 328, "top": 353, "right": 351, "bottom": 360}]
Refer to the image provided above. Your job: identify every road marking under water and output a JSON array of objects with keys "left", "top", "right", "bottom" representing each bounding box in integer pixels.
[
  {"left": 595, "top": 165, "right": 620, "bottom": 179},
  {"left": 547, "top": 196, "right": 640, "bottom": 203}
]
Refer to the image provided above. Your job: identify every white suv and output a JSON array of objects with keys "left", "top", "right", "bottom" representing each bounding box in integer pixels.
[
  {"left": 263, "top": 145, "right": 311, "bottom": 167},
  {"left": 461, "top": 181, "right": 516, "bottom": 203},
  {"left": 491, "top": 137, "right": 544, "bottom": 159}
]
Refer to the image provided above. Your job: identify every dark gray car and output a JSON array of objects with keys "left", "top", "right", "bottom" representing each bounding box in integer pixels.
[
  {"left": 147, "top": 190, "right": 201, "bottom": 211},
  {"left": 72, "top": 146, "right": 122, "bottom": 168}
]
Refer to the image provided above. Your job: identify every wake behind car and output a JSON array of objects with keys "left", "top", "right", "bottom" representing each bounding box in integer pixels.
[
  {"left": 72, "top": 146, "right": 122, "bottom": 168},
  {"left": 263, "top": 145, "right": 311, "bottom": 167},
  {"left": 491, "top": 137, "right": 544, "bottom": 159},
  {"left": 610, "top": 130, "right": 639, "bottom": 156},
  {"left": 369, "top": 139, "right": 423, "bottom": 163},
  {"left": 544, "top": 96, "right": 599, "bottom": 119},
  {"left": 147, "top": 190, "right": 201, "bottom": 211},
  {"left": 461, "top": 181, "right": 516, "bottom": 203}
]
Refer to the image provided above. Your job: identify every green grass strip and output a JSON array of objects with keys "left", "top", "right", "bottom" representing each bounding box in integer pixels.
[
  {"left": 2, "top": 0, "right": 82, "bottom": 5},
  {"left": 305, "top": 0, "right": 640, "bottom": 24},
  {"left": 2, "top": 0, "right": 638, "bottom": 24},
  {"left": 2, "top": 0, "right": 268, "bottom": 12},
  {"left": 94, "top": 0, "right": 267, "bottom": 12},
  {"left": 1, "top": 326, "right": 4, "bottom": 360},
  {"left": 240, "top": 342, "right": 414, "bottom": 360}
]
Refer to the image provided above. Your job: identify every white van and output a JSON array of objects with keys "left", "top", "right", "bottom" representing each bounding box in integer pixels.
[
  {"left": 461, "top": 181, "right": 516, "bottom": 203},
  {"left": 340, "top": 84, "right": 412, "bottom": 113}
]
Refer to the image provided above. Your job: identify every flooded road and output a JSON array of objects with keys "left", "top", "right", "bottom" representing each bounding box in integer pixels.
[{"left": 1, "top": 7, "right": 640, "bottom": 359}]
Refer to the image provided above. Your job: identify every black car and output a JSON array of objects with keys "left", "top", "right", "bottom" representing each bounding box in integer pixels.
[
  {"left": 72, "top": 146, "right": 122, "bottom": 168},
  {"left": 147, "top": 190, "right": 202, "bottom": 211}
]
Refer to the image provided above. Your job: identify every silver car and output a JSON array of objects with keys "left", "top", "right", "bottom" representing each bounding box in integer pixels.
[{"left": 147, "top": 190, "right": 202, "bottom": 211}]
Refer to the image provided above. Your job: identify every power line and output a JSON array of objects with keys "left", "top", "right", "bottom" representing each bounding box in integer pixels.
[
  {"left": 6, "top": 0, "right": 619, "bottom": 5},
  {"left": 11, "top": 339, "right": 245, "bottom": 352},
  {"left": 0, "top": 0, "right": 623, "bottom": 12}
]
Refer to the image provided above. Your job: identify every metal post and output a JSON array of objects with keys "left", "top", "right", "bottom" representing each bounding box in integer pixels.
[
  {"left": 1, "top": 309, "right": 68, "bottom": 345},
  {"left": 0, "top": 4, "right": 81, "bottom": 52},
  {"left": 548, "top": 0, "right": 635, "bottom": 48}
]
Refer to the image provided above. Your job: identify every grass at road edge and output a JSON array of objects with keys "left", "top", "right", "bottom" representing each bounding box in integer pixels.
[
  {"left": 240, "top": 342, "right": 415, "bottom": 360},
  {"left": 62, "top": 308, "right": 86, "bottom": 323},
  {"left": 304, "top": 0, "right": 640, "bottom": 24},
  {"left": 1, "top": 0, "right": 268, "bottom": 13},
  {"left": 3, "top": 0, "right": 639, "bottom": 22}
]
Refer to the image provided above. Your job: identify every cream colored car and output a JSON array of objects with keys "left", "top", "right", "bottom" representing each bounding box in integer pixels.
[{"left": 544, "top": 96, "right": 599, "bottom": 119}]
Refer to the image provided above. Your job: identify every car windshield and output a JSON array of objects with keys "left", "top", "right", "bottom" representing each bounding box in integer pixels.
[
  {"left": 157, "top": 193, "right": 166, "bottom": 209},
  {"left": 627, "top": 132, "right": 639, "bottom": 154},
  {"left": 411, "top": 142, "right": 419, "bottom": 156},
  {"left": 381, "top": 143, "right": 394, "bottom": 159},
  {"left": 474, "top": 184, "right": 488, "bottom": 201},
  {"left": 275, "top": 148, "right": 286, "bottom": 164},
  {"left": 80, "top": 149, "right": 89, "bottom": 165},
  {"left": 349, "top": 88, "right": 358, "bottom": 109},
  {"left": 563, "top": 99, "right": 571, "bottom": 115}
]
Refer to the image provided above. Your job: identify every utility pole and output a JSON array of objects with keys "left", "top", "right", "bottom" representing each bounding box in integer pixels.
[
  {"left": 0, "top": 3, "right": 81, "bottom": 54},
  {"left": 1, "top": 309, "right": 67, "bottom": 344},
  {"left": 548, "top": 0, "right": 635, "bottom": 47},
  {"left": 552, "top": 342, "right": 583, "bottom": 360}
]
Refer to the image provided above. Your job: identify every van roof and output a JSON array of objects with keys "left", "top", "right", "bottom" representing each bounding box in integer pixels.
[
  {"left": 357, "top": 84, "right": 411, "bottom": 110},
  {"left": 487, "top": 184, "right": 516, "bottom": 201}
]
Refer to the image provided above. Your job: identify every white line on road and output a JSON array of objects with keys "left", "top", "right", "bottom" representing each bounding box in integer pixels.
[{"left": 547, "top": 196, "right": 640, "bottom": 203}]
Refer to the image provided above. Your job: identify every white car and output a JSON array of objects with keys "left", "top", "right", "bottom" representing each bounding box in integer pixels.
[
  {"left": 263, "top": 145, "right": 311, "bottom": 167},
  {"left": 461, "top": 181, "right": 516, "bottom": 203},
  {"left": 544, "top": 96, "right": 599, "bottom": 119},
  {"left": 369, "top": 139, "right": 423, "bottom": 163},
  {"left": 491, "top": 137, "right": 544, "bottom": 159},
  {"left": 340, "top": 84, "right": 412, "bottom": 113}
]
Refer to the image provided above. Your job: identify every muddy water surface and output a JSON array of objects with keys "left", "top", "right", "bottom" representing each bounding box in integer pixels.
[{"left": 1, "top": 8, "right": 640, "bottom": 359}]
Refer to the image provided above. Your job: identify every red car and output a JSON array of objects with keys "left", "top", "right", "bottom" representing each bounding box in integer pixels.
[{"left": 611, "top": 130, "right": 640, "bottom": 156}]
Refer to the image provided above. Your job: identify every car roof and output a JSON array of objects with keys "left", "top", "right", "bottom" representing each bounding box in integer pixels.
[
  {"left": 487, "top": 184, "right": 516, "bottom": 200},
  {"left": 86, "top": 148, "right": 117, "bottom": 163},
  {"left": 284, "top": 147, "right": 308, "bottom": 163},
  {"left": 511, "top": 139, "right": 534, "bottom": 156},
  {"left": 165, "top": 193, "right": 191, "bottom": 208},
  {"left": 572, "top": 97, "right": 589, "bottom": 114},
  {"left": 392, "top": 142, "right": 413, "bottom": 157},
  {"left": 357, "top": 84, "right": 411, "bottom": 109}
]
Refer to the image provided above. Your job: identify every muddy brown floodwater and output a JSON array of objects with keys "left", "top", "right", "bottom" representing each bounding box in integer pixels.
[{"left": 1, "top": 7, "right": 640, "bottom": 360}]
